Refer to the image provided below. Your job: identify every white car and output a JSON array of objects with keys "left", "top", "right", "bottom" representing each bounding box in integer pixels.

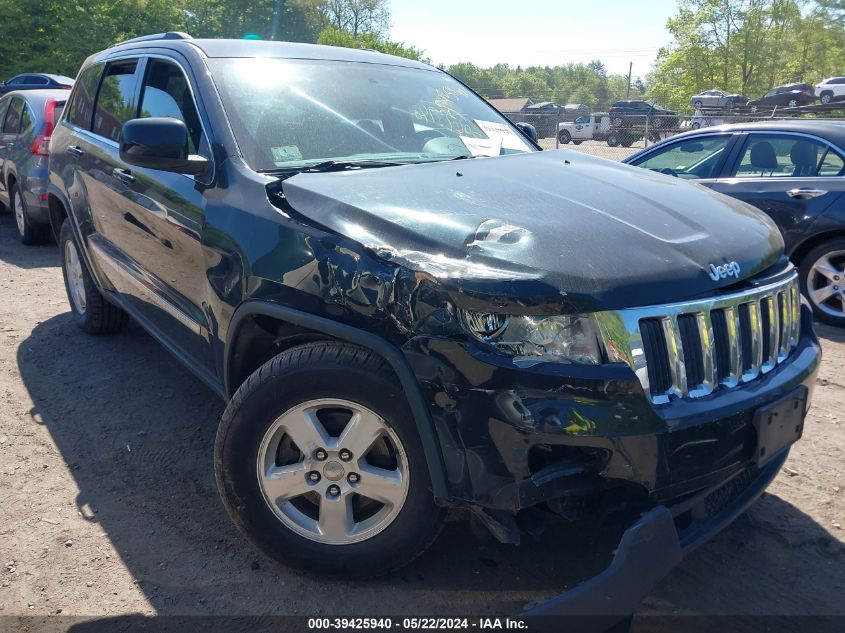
[{"left": 815, "top": 77, "right": 845, "bottom": 104}]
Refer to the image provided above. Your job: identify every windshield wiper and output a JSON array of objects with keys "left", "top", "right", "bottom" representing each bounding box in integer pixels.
[{"left": 264, "top": 159, "right": 405, "bottom": 175}]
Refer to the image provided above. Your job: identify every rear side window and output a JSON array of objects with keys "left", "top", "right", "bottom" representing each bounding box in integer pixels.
[
  {"left": 19, "top": 103, "right": 35, "bottom": 136},
  {"left": 138, "top": 59, "right": 206, "bottom": 155},
  {"left": 0, "top": 97, "right": 9, "bottom": 126},
  {"left": 93, "top": 60, "right": 139, "bottom": 142},
  {"left": 66, "top": 63, "right": 103, "bottom": 130},
  {"left": 2, "top": 98, "right": 22, "bottom": 134},
  {"left": 733, "top": 134, "right": 839, "bottom": 177},
  {"left": 23, "top": 75, "right": 48, "bottom": 86},
  {"left": 818, "top": 149, "right": 845, "bottom": 176}
]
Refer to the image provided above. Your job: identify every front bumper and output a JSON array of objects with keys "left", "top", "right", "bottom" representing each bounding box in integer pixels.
[
  {"left": 404, "top": 305, "right": 820, "bottom": 512},
  {"left": 522, "top": 447, "right": 788, "bottom": 631}
]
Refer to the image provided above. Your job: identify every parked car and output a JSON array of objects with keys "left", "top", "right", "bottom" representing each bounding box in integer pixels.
[
  {"left": 815, "top": 77, "right": 845, "bottom": 104},
  {"left": 49, "top": 34, "right": 820, "bottom": 619},
  {"left": 522, "top": 101, "right": 561, "bottom": 138},
  {"left": 608, "top": 99, "right": 678, "bottom": 128},
  {"left": 689, "top": 89, "right": 748, "bottom": 109},
  {"left": 0, "top": 89, "right": 67, "bottom": 243},
  {"left": 0, "top": 73, "right": 74, "bottom": 95},
  {"left": 748, "top": 83, "right": 815, "bottom": 111},
  {"left": 625, "top": 121, "right": 845, "bottom": 326},
  {"left": 562, "top": 103, "right": 590, "bottom": 120}
]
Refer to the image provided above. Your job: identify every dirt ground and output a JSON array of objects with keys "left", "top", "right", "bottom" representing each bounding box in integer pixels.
[{"left": 0, "top": 203, "right": 843, "bottom": 628}]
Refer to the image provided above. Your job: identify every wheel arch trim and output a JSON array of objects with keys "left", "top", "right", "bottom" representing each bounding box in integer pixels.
[{"left": 224, "top": 300, "right": 450, "bottom": 500}]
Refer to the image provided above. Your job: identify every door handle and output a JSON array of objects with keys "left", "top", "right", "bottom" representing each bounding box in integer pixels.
[
  {"left": 112, "top": 168, "right": 136, "bottom": 185},
  {"left": 786, "top": 188, "right": 827, "bottom": 199},
  {"left": 68, "top": 145, "right": 84, "bottom": 157}
]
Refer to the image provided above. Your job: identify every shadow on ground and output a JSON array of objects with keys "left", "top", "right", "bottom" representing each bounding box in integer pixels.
[
  {"left": 0, "top": 212, "right": 59, "bottom": 270},
  {"left": 15, "top": 311, "right": 845, "bottom": 619}
]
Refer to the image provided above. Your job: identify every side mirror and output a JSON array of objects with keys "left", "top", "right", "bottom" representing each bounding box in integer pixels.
[
  {"left": 515, "top": 122, "right": 538, "bottom": 143},
  {"left": 120, "top": 118, "right": 208, "bottom": 176}
]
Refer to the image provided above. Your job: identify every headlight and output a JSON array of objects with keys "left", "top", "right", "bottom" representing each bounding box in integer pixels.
[{"left": 459, "top": 310, "right": 602, "bottom": 365}]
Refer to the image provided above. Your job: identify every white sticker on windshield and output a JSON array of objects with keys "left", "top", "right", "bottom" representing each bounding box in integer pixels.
[
  {"left": 271, "top": 145, "right": 303, "bottom": 164},
  {"left": 459, "top": 120, "right": 531, "bottom": 157}
]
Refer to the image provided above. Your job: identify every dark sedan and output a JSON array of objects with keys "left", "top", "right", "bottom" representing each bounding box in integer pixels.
[
  {"left": 748, "top": 83, "right": 815, "bottom": 111},
  {"left": 624, "top": 121, "right": 845, "bottom": 326},
  {"left": 0, "top": 73, "right": 74, "bottom": 95}
]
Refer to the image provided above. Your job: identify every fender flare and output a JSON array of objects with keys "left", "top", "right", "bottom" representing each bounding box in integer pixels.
[{"left": 225, "top": 300, "right": 450, "bottom": 500}]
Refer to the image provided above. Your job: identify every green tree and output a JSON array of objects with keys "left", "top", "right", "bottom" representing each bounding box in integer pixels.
[
  {"left": 316, "top": 26, "right": 425, "bottom": 61},
  {"left": 649, "top": 0, "right": 845, "bottom": 111}
]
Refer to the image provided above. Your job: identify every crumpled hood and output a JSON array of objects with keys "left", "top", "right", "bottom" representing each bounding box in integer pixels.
[{"left": 281, "top": 150, "right": 785, "bottom": 311}]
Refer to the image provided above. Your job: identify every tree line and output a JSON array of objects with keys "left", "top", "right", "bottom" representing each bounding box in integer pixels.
[
  {"left": 0, "top": 0, "right": 841, "bottom": 114},
  {"left": 648, "top": 0, "right": 845, "bottom": 110},
  {"left": 0, "top": 0, "right": 408, "bottom": 80}
]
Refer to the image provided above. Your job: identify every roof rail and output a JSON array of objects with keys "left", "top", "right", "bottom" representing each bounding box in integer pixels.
[{"left": 111, "top": 32, "right": 192, "bottom": 48}]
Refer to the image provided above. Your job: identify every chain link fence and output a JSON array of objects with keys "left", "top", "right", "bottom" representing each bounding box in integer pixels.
[{"left": 500, "top": 108, "right": 845, "bottom": 160}]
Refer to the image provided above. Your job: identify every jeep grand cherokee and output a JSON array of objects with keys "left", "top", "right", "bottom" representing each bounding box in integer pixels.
[{"left": 47, "top": 33, "right": 820, "bottom": 617}]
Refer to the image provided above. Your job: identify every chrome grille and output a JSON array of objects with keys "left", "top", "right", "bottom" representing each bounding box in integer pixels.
[{"left": 596, "top": 274, "right": 801, "bottom": 404}]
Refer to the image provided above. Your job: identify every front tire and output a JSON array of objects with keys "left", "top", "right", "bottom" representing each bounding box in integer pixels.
[
  {"left": 558, "top": 130, "right": 571, "bottom": 144},
  {"left": 799, "top": 238, "right": 845, "bottom": 327},
  {"left": 214, "top": 341, "right": 445, "bottom": 577},
  {"left": 59, "top": 219, "right": 129, "bottom": 334},
  {"left": 820, "top": 91, "right": 833, "bottom": 105}
]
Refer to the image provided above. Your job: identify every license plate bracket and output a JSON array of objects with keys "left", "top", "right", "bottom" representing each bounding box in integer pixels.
[{"left": 753, "top": 386, "right": 807, "bottom": 468}]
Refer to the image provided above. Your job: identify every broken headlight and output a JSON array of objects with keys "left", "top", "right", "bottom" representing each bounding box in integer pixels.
[{"left": 459, "top": 310, "right": 602, "bottom": 365}]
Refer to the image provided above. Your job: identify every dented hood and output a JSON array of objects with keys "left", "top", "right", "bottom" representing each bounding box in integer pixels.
[{"left": 281, "top": 150, "right": 784, "bottom": 310}]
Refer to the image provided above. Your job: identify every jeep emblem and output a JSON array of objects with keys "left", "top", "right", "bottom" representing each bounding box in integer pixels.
[{"left": 708, "top": 261, "right": 741, "bottom": 281}]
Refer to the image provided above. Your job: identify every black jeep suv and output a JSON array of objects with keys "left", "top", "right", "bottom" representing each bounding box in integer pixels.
[{"left": 48, "top": 34, "right": 820, "bottom": 615}]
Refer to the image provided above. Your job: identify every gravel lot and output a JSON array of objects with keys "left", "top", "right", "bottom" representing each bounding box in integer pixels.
[{"left": 0, "top": 162, "right": 843, "bottom": 627}]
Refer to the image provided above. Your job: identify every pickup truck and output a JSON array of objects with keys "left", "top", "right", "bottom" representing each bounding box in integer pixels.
[{"left": 557, "top": 113, "right": 657, "bottom": 147}]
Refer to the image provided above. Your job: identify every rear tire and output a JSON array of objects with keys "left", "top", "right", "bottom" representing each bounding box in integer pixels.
[
  {"left": 214, "top": 341, "right": 445, "bottom": 577},
  {"left": 607, "top": 134, "right": 620, "bottom": 147},
  {"left": 11, "top": 183, "right": 47, "bottom": 245},
  {"left": 59, "top": 219, "right": 129, "bottom": 334},
  {"left": 799, "top": 238, "right": 845, "bottom": 328},
  {"left": 787, "top": 98, "right": 799, "bottom": 108},
  {"left": 572, "top": 140, "right": 583, "bottom": 145}
]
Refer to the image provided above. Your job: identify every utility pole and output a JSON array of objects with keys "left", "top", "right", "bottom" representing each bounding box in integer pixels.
[
  {"left": 270, "top": 0, "right": 282, "bottom": 40},
  {"left": 626, "top": 61, "right": 632, "bottom": 98}
]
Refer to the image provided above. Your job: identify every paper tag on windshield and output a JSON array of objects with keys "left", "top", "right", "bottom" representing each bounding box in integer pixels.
[
  {"left": 460, "top": 120, "right": 531, "bottom": 157},
  {"left": 459, "top": 136, "right": 503, "bottom": 157},
  {"left": 271, "top": 145, "right": 303, "bottom": 164}
]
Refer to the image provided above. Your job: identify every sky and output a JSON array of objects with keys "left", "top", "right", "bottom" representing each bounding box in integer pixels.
[{"left": 390, "top": 0, "right": 678, "bottom": 77}]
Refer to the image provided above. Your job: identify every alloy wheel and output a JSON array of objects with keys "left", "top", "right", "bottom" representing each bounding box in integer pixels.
[
  {"left": 256, "top": 398, "right": 409, "bottom": 545},
  {"left": 64, "top": 239, "right": 87, "bottom": 315},
  {"left": 807, "top": 250, "right": 845, "bottom": 319},
  {"left": 13, "top": 190, "right": 25, "bottom": 238}
]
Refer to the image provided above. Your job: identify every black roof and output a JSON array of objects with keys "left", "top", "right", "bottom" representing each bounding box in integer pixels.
[
  {"left": 7, "top": 72, "right": 75, "bottom": 84},
  {"left": 105, "top": 36, "right": 433, "bottom": 71}
]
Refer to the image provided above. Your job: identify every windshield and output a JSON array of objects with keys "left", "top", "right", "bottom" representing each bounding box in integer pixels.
[{"left": 208, "top": 58, "right": 534, "bottom": 172}]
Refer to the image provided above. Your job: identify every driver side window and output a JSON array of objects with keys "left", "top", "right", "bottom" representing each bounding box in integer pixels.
[{"left": 632, "top": 136, "right": 731, "bottom": 179}]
